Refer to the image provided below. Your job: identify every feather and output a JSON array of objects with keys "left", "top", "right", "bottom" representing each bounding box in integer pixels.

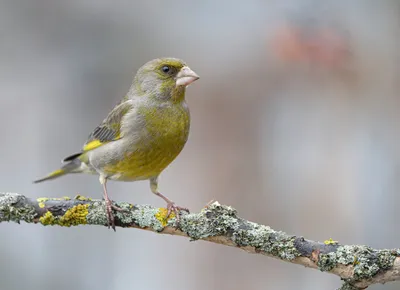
[{"left": 82, "top": 100, "right": 134, "bottom": 152}]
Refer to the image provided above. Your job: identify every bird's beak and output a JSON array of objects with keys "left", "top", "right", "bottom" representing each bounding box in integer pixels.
[{"left": 176, "top": 66, "right": 200, "bottom": 87}]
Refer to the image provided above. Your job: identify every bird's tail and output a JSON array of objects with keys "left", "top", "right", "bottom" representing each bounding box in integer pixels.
[{"left": 34, "top": 158, "right": 82, "bottom": 183}]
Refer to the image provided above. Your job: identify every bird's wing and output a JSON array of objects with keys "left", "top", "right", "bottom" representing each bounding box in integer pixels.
[
  {"left": 82, "top": 100, "right": 134, "bottom": 152},
  {"left": 61, "top": 99, "right": 134, "bottom": 163}
]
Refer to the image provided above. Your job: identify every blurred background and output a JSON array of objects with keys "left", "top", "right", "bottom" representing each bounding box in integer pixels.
[{"left": 1, "top": 0, "right": 400, "bottom": 289}]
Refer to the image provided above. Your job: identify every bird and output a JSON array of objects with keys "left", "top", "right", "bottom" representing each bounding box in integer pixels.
[{"left": 34, "top": 57, "right": 200, "bottom": 230}]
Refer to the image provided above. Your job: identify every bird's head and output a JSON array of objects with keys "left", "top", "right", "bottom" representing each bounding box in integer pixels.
[{"left": 132, "top": 57, "right": 199, "bottom": 102}]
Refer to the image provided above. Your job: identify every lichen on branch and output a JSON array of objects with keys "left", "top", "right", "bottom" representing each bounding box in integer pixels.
[{"left": 1, "top": 192, "right": 399, "bottom": 289}]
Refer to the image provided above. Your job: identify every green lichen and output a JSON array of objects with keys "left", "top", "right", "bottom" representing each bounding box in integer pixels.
[
  {"left": 85, "top": 201, "right": 168, "bottom": 231},
  {"left": 318, "top": 251, "right": 338, "bottom": 271},
  {"left": 377, "top": 249, "right": 396, "bottom": 270},
  {"left": 0, "top": 193, "right": 37, "bottom": 223},
  {"left": 180, "top": 202, "right": 239, "bottom": 240},
  {"left": 113, "top": 202, "right": 137, "bottom": 225},
  {"left": 185, "top": 204, "right": 299, "bottom": 261},
  {"left": 179, "top": 212, "right": 210, "bottom": 240},
  {"left": 337, "top": 282, "right": 359, "bottom": 290},
  {"left": 233, "top": 222, "right": 272, "bottom": 248},
  {"left": 125, "top": 204, "right": 167, "bottom": 231},
  {"left": 232, "top": 221, "right": 302, "bottom": 261},
  {"left": 86, "top": 201, "right": 108, "bottom": 226},
  {"left": 318, "top": 245, "right": 397, "bottom": 281},
  {"left": 233, "top": 223, "right": 301, "bottom": 261},
  {"left": 336, "top": 246, "right": 361, "bottom": 265},
  {"left": 353, "top": 262, "right": 379, "bottom": 280},
  {"left": 319, "top": 245, "right": 359, "bottom": 272},
  {"left": 40, "top": 204, "right": 89, "bottom": 227},
  {"left": 262, "top": 233, "right": 299, "bottom": 260}
]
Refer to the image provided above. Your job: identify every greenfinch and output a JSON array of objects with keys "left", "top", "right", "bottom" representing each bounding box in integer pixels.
[{"left": 34, "top": 57, "right": 199, "bottom": 230}]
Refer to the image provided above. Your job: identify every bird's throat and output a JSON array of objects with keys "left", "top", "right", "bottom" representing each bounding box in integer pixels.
[{"left": 172, "top": 86, "right": 186, "bottom": 102}]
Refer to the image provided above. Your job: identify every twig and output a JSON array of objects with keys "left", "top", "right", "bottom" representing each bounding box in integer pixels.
[{"left": 1, "top": 192, "right": 399, "bottom": 289}]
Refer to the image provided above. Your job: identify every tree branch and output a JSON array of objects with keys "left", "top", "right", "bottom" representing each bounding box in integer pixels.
[{"left": 1, "top": 192, "right": 399, "bottom": 289}]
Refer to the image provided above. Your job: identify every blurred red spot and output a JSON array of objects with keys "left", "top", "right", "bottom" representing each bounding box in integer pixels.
[
  {"left": 272, "top": 25, "right": 307, "bottom": 62},
  {"left": 311, "top": 28, "right": 349, "bottom": 68},
  {"left": 271, "top": 24, "right": 349, "bottom": 69}
]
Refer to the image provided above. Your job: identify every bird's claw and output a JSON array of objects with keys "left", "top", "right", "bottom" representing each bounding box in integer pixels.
[
  {"left": 111, "top": 204, "right": 127, "bottom": 212},
  {"left": 105, "top": 200, "right": 126, "bottom": 231},
  {"left": 166, "top": 202, "right": 189, "bottom": 225},
  {"left": 105, "top": 199, "right": 115, "bottom": 231}
]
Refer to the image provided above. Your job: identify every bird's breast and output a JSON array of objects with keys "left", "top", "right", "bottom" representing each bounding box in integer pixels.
[{"left": 103, "top": 102, "right": 190, "bottom": 181}]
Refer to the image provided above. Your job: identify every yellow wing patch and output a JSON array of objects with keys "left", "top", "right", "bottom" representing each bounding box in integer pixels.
[
  {"left": 83, "top": 140, "right": 105, "bottom": 152},
  {"left": 82, "top": 133, "right": 121, "bottom": 152},
  {"left": 82, "top": 100, "right": 132, "bottom": 153}
]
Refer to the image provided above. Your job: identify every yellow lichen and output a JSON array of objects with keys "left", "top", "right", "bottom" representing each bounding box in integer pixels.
[
  {"left": 40, "top": 211, "right": 55, "bottom": 225},
  {"left": 74, "top": 194, "right": 92, "bottom": 201},
  {"left": 37, "top": 197, "right": 49, "bottom": 208},
  {"left": 63, "top": 196, "right": 71, "bottom": 201},
  {"left": 324, "top": 238, "right": 339, "bottom": 245},
  {"left": 37, "top": 197, "right": 49, "bottom": 203},
  {"left": 58, "top": 204, "right": 89, "bottom": 226},
  {"left": 155, "top": 208, "right": 175, "bottom": 227},
  {"left": 39, "top": 204, "right": 89, "bottom": 227}
]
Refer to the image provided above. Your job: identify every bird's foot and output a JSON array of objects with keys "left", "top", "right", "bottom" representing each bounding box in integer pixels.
[
  {"left": 166, "top": 202, "right": 189, "bottom": 225},
  {"left": 104, "top": 199, "right": 126, "bottom": 231},
  {"left": 111, "top": 204, "right": 126, "bottom": 212},
  {"left": 104, "top": 198, "right": 116, "bottom": 231}
]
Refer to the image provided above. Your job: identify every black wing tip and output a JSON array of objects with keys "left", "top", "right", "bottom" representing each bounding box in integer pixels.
[
  {"left": 33, "top": 178, "right": 45, "bottom": 184},
  {"left": 62, "top": 152, "right": 82, "bottom": 163}
]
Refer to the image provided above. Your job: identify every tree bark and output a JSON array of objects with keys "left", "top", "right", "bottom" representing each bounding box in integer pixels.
[{"left": 1, "top": 192, "right": 399, "bottom": 289}]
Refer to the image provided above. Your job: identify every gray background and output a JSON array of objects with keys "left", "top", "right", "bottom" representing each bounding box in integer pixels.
[{"left": 1, "top": 1, "right": 400, "bottom": 289}]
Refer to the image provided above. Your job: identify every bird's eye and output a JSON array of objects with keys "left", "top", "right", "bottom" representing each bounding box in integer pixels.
[{"left": 162, "top": 66, "right": 170, "bottom": 73}]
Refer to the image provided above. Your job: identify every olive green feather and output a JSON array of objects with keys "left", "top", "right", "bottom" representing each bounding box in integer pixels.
[
  {"left": 62, "top": 100, "right": 134, "bottom": 162},
  {"left": 34, "top": 57, "right": 199, "bottom": 188}
]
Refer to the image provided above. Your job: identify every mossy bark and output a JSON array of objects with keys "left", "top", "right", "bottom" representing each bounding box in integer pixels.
[{"left": 1, "top": 192, "right": 399, "bottom": 289}]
